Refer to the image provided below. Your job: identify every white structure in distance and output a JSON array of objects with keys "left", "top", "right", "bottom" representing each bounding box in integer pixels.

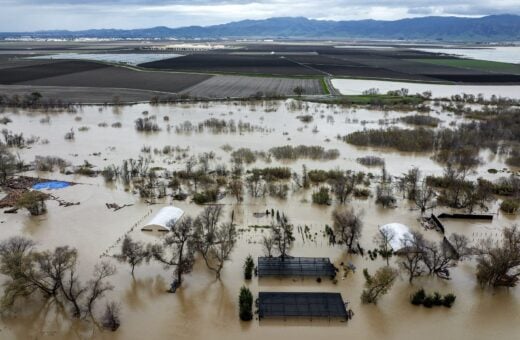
[
  {"left": 379, "top": 223, "right": 412, "bottom": 251},
  {"left": 142, "top": 206, "right": 184, "bottom": 232}
]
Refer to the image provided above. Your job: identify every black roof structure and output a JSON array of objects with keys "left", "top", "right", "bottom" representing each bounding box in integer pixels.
[
  {"left": 258, "top": 292, "right": 348, "bottom": 320},
  {"left": 257, "top": 257, "right": 337, "bottom": 278}
]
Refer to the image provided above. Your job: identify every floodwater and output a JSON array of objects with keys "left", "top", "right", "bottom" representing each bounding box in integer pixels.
[
  {"left": 332, "top": 78, "right": 520, "bottom": 100},
  {"left": 0, "top": 100, "right": 519, "bottom": 339},
  {"left": 413, "top": 46, "right": 520, "bottom": 64}
]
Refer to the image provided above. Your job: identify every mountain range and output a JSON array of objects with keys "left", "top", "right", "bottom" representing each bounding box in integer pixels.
[{"left": 2, "top": 15, "right": 520, "bottom": 41}]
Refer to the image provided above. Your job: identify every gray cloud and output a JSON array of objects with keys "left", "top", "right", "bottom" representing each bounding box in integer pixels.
[{"left": 0, "top": 0, "right": 518, "bottom": 31}]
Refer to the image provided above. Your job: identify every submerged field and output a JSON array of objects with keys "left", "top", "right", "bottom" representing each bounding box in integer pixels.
[{"left": 0, "top": 97, "right": 519, "bottom": 339}]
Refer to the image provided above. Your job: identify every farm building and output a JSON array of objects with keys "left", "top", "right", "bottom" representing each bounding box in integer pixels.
[
  {"left": 141, "top": 206, "right": 184, "bottom": 232},
  {"left": 258, "top": 292, "right": 349, "bottom": 320},
  {"left": 257, "top": 257, "right": 337, "bottom": 278},
  {"left": 379, "top": 223, "right": 412, "bottom": 251}
]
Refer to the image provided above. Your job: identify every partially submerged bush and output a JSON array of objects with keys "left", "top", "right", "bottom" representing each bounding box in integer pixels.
[
  {"left": 411, "top": 289, "right": 456, "bottom": 308},
  {"left": 411, "top": 289, "right": 426, "bottom": 305},
  {"left": 135, "top": 117, "right": 160, "bottom": 132},
  {"left": 357, "top": 156, "right": 385, "bottom": 167},
  {"left": 500, "top": 199, "right": 520, "bottom": 214},
  {"left": 16, "top": 190, "right": 48, "bottom": 215},
  {"left": 400, "top": 115, "right": 441, "bottom": 127},
  {"left": 244, "top": 255, "right": 254, "bottom": 280},
  {"left": 312, "top": 187, "right": 330, "bottom": 205},
  {"left": 239, "top": 286, "right": 253, "bottom": 321},
  {"left": 269, "top": 145, "right": 339, "bottom": 161},
  {"left": 193, "top": 189, "right": 219, "bottom": 205}
]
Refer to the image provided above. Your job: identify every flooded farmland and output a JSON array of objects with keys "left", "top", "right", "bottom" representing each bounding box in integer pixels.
[{"left": 0, "top": 99, "right": 519, "bottom": 340}]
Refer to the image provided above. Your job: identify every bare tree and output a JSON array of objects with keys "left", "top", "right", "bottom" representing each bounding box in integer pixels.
[
  {"left": 448, "top": 233, "right": 471, "bottom": 259},
  {"left": 85, "top": 262, "right": 116, "bottom": 316},
  {"left": 102, "top": 301, "right": 121, "bottom": 331},
  {"left": 476, "top": 225, "right": 520, "bottom": 287},
  {"left": 332, "top": 207, "right": 363, "bottom": 253},
  {"left": 398, "top": 231, "right": 426, "bottom": 283},
  {"left": 195, "top": 215, "right": 237, "bottom": 279},
  {"left": 330, "top": 172, "right": 355, "bottom": 204},
  {"left": 375, "top": 226, "right": 395, "bottom": 266},
  {"left": 262, "top": 235, "right": 275, "bottom": 257},
  {"left": 228, "top": 178, "right": 244, "bottom": 202},
  {"left": 270, "top": 214, "right": 295, "bottom": 259},
  {"left": 414, "top": 180, "right": 436, "bottom": 215},
  {"left": 0, "top": 145, "right": 16, "bottom": 184},
  {"left": 149, "top": 217, "right": 196, "bottom": 290},
  {"left": 115, "top": 235, "right": 148, "bottom": 277},
  {"left": 421, "top": 239, "right": 458, "bottom": 280}
]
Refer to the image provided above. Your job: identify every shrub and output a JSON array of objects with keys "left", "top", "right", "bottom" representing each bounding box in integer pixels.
[
  {"left": 239, "top": 286, "right": 253, "bottom": 321},
  {"left": 312, "top": 187, "right": 330, "bottom": 205},
  {"left": 432, "top": 292, "right": 443, "bottom": 306},
  {"left": 16, "top": 190, "right": 48, "bottom": 216},
  {"left": 443, "top": 294, "right": 456, "bottom": 308},
  {"left": 192, "top": 189, "right": 218, "bottom": 205},
  {"left": 422, "top": 295, "right": 434, "bottom": 308},
  {"left": 500, "top": 199, "right": 520, "bottom": 214},
  {"left": 410, "top": 289, "right": 426, "bottom": 306},
  {"left": 356, "top": 156, "right": 385, "bottom": 167},
  {"left": 244, "top": 255, "right": 254, "bottom": 280}
]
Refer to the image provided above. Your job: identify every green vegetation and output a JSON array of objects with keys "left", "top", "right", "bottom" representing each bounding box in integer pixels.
[
  {"left": 412, "top": 58, "right": 520, "bottom": 75},
  {"left": 193, "top": 189, "right": 219, "bottom": 205},
  {"left": 400, "top": 115, "right": 441, "bottom": 127},
  {"left": 344, "top": 127, "right": 435, "bottom": 152},
  {"left": 239, "top": 286, "right": 253, "bottom": 321},
  {"left": 243, "top": 255, "right": 254, "bottom": 280},
  {"left": 312, "top": 187, "right": 330, "bottom": 205},
  {"left": 15, "top": 190, "right": 48, "bottom": 216},
  {"left": 320, "top": 77, "right": 330, "bottom": 95},
  {"left": 410, "top": 289, "right": 456, "bottom": 308},
  {"left": 361, "top": 267, "right": 398, "bottom": 304},
  {"left": 500, "top": 199, "right": 520, "bottom": 214}
]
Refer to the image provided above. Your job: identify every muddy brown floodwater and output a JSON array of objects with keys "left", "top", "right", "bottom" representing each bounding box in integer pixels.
[{"left": 0, "top": 99, "right": 518, "bottom": 339}]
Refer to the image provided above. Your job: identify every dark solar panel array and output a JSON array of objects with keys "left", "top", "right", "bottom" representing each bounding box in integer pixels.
[
  {"left": 257, "top": 257, "right": 336, "bottom": 277},
  {"left": 258, "top": 292, "right": 348, "bottom": 320}
]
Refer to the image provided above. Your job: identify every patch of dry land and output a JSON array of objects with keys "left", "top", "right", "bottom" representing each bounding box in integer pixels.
[{"left": 0, "top": 98, "right": 519, "bottom": 340}]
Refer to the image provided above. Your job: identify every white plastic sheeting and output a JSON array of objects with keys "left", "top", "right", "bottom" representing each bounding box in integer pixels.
[
  {"left": 142, "top": 206, "right": 184, "bottom": 232},
  {"left": 379, "top": 223, "right": 412, "bottom": 251}
]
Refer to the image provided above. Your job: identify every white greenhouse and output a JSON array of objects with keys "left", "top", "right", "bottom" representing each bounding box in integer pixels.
[
  {"left": 141, "top": 206, "right": 184, "bottom": 232},
  {"left": 379, "top": 223, "right": 412, "bottom": 251}
]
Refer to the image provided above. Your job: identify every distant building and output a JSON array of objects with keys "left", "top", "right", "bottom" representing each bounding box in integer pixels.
[{"left": 142, "top": 43, "right": 226, "bottom": 52}]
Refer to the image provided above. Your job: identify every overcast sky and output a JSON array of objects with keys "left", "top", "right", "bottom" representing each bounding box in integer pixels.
[{"left": 1, "top": 0, "right": 518, "bottom": 31}]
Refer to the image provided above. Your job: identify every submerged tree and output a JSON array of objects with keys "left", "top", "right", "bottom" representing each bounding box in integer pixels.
[
  {"left": 149, "top": 217, "right": 196, "bottom": 291},
  {"left": 115, "top": 235, "right": 149, "bottom": 277},
  {"left": 0, "top": 145, "right": 16, "bottom": 185},
  {"left": 0, "top": 236, "right": 115, "bottom": 319},
  {"left": 375, "top": 226, "right": 395, "bottom": 266},
  {"left": 270, "top": 213, "right": 295, "bottom": 259},
  {"left": 332, "top": 207, "right": 363, "bottom": 253},
  {"left": 398, "top": 231, "right": 426, "bottom": 283},
  {"left": 195, "top": 206, "right": 237, "bottom": 279},
  {"left": 361, "top": 266, "right": 398, "bottom": 304},
  {"left": 476, "top": 225, "right": 520, "bottom": 287},
  {"left": 15, "top": 190, "right": 48, "bottom": 215}
]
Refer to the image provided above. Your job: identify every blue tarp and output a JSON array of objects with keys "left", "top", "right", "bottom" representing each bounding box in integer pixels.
[{"left": 32, "top": 181, "right": 71, "bottom": 190}]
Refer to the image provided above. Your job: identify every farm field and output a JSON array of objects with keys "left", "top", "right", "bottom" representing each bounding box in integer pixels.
[
  {"left": 140, "top": 54, "right": 322, "bottom": 76},
  {"left": 180, "top": 75, "right": 325, "bottom": 98},
  {"left": 139, "top": 44, "right": 520, "bottom": 84},
  {"left": 411, "top": 58, "right": 520, "bottom": 75}
]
